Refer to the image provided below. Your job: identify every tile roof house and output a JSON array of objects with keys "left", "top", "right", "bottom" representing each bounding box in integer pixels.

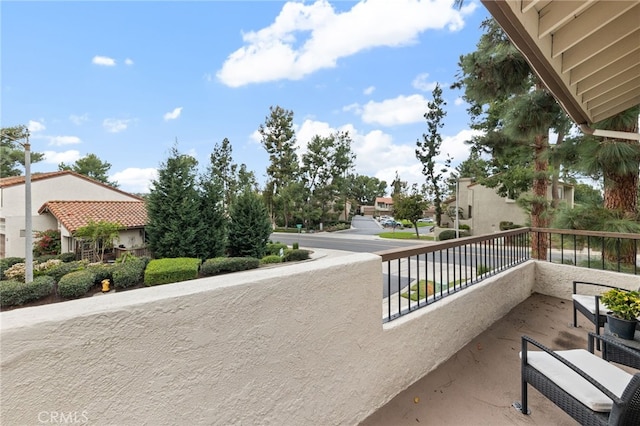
[{"left": 0, "top": 171, "right": 145, "bottom": 258}]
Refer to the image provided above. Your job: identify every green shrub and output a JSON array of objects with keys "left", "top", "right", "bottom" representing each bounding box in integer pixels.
[
  {"left": 476, "top": 264, "right": 492, "bottom": 276},
  {"left": 58, "top": 252, "right": 77, "bottom": 263},
  {"left": 34, "top": 254, "right": 59, "bottom": 263},
  {"left": 0, "top": 257, "right": 25, "bottom": 280},
  {"left": 261, "top": 255, "right": 283, "bottom": 264},
  {"left": 266, "top": 242, "right": 288, "bottom": 256},
  {"left": 439, "top": 230, "right": 471, "bottom": 241},
  {"left": 459, "top": 224, "right": 471, "bottom": 231},
  {"left": 144, "top": 258, "right": 201, "bottom": 286},
  {"left": 112, "top": 257, "right": 148, "bottom": 288},
  {"left": 45, "top": 261, "right": 87, "bottom": 283},
  {"left": 87, "top": 263, "right": 113, "bottom": 283},
  {"left": 499, "top": 221, "right": 523, "bottom": 231},
  {"left": 0, "top": 276, "right": 55, "bottom": 307},
  {"left": 58, "top": 270, "right": 97, "bottom": 299},
  {"left": 283, "top": 249, "right": 311, "bottom": 262},
  {"left": 200, "top": 257, "right": 260, "bottom": 276},
  {"left": 292, "top": 242, "right": 299, "bottom": 250}
]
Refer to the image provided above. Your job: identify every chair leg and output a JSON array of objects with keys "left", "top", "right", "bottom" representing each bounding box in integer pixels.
[
  {"left": 573, "top": 307, "right": 577, "bottom": 327},
  {"left": 513, "top": 379, "right": 531, "bottom": 415}
]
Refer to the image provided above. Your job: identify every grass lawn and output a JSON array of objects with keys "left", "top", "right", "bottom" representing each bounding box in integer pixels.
[{"left": 378, "top": 231, "right": 434, "bottom": 241}]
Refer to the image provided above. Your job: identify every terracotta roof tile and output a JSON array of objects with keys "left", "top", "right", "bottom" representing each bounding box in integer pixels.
[{"left": 38, "top": 201, "right": 147, "bottom": 233}]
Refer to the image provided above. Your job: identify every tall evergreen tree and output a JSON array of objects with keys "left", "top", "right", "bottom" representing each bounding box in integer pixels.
[
  {"left": 0, "top": 125, "right": 44, "bottom": 178},
  {"left": 347, "top": 174, "right": 387, "bottom": 207},
  {"left": 209, "top": 138, "right": 237, "bottom": 213},
  {"left": 59, "top": 153, "right": 118, "bottom": 187},
  {"left": 200, "top": 158, "right": 228, "bottom": 260},
  {"left": 452, "top": 18, "right": 567, "bottom": 259},
  {"left": 227, "top": 190, "right": 272, "bottom": 259},
  {"left": 146, "top": 147, "right": 204, "bottom": 258},
  {"left": 258, "top": 105, "right": 299, "bottom": 227},
  {"left": 415, "top": 83, "right": 450, "bottom": 226}
]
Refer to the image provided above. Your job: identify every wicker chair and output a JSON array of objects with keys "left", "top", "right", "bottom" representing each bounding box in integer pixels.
[
  {"left": 514, "top": 335, "right": 640, "bottom": 425},
  {"left": 572, "top": 281, "right": 619, "bottom": 337}
]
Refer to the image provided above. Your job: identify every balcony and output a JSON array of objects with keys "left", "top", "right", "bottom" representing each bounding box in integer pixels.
[{"left": 2, "top": 229, "right": 640, "bottom": 425}]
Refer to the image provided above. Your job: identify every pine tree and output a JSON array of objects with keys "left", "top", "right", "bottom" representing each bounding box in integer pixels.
[
  {"left": 415, "top": 83, "right": 450, "bottom": 227},
  {"left": 227, "top": 190, "right": 272, "bottom": 259},
  {"left": 146, "top": 147, "right": 204, "bottom": 258},
  {"left": 59, "top": 153, "right": 118, "bottom": 187}
]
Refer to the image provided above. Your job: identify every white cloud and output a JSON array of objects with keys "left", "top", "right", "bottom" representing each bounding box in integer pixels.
[
  {"left": 103, "top": 118, "right": 131, "bottom": 133},
  {"left": 69, "top": 113, "right": 89, "bottom": 125},
  {"left": 217, "top": 0, "right": 476, "bottom": 87},
  {"left": 42, "top": 150, "right": 81, "bottom": 164},
  {"left": 439, "top": 129, "right": 482, "bottom": 165},
  {"left": 48, "top": 136, "right": 81, "bottom": 146},
  {"left": 412, "top": 73, "right": 438, "bottom": 92},
  {"left": 92, "top": 55, "right": 116, "bottom": 66},
  {"left": 363, "top": 86, "right": 375, "bottom": 95},
  {"left": 163, "top": 107, "right": 183, "bottom": 121},
  {"left": 454, "top": 97, "right": 464, "bottom": 106},
  {"left": 28, "top": 120, "right": 45, "bottom": 132},
  {"left": 110, "top": 168, "right": 159, "bottom": 193},
  {"left": 124, "top": 58, "right": 134, "bottom": 66},
  {"left": 359, "top": 94, "right": 428, "bottom": 126}
]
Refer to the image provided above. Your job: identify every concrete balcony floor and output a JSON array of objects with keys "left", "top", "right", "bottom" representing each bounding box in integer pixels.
[{"left": 360, "top": 293, "right": 636, "bottom": 426}]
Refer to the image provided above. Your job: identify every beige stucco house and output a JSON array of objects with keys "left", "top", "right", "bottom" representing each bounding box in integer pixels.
[
  {"left": 441, "top": 177, "right": 574, "bottom": 235},
  {"left": 0, "top": 171, "right": 145, "bottom": 258}
]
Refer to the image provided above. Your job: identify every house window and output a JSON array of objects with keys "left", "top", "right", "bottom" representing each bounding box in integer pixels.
[{"left": 19, "top": 229, "right": 25, "bottom": 237}]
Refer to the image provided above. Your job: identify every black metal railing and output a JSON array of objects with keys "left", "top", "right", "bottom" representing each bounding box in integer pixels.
[
  {"left": 376, "top": 227, "right": 640, "bottom": 323},
  {"left": 376, "top": 228, "right": 530, "bottom": 323}
]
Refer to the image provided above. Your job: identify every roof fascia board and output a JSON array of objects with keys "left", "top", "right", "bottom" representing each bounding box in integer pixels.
[{"left": 481, "top": 0, "right": 592, "bottom": 125}]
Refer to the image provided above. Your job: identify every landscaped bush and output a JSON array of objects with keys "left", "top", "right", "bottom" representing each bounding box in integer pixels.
[
  {"left": 0, "top": 257, "right": 24, "bottom": 280},
  {"left": 260, "top": 255, "right": 283, "bottom": 264},
  {"left": 87, "top": 263, "right": 113, "bottom": 283},
  {"left": 459, "top": 224, "right": 471, "bottom": 231},
  {"left": 0, "top": 276, "right": 55, "bottom": 307},
  {"left": 144, "top": 258, "right": 201, "bottom": 286},
  {"left": 200, "top": 257, "right": 260, "bottom": 276},
  {"left": 57, "top": 252, "right": 77, "bottom": 263},
  {"left": 112, "top": 256, "right": 148, "bottom": 288},
  {"left": 292, "top": 242, "right": 299, "bottom": 250},
  {"left": 57, "top": 270, "right": 97, "bottom": 299},
  {"left": 34, "top": 254, "right": 59, "bottom": 263},
  {"left": 283, "top": 249, "right": 311, "bottom": 262},
  {"left": 439, "top": 230, "right": 471, "bottom": 241},
  {"left": 45, "top": 261, "right": 87, "bottom": 283},
  {"left": 499, "top": 221, "right": 523, "bottom": 231},
  {"left": 266, "top": 242, "right": 288, "bottom": 256}
]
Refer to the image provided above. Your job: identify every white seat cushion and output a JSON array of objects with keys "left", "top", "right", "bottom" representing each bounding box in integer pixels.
[
  {"left": 572, "top": 294, "right": 608, "bottom": 315},
  {"left": 521, "top": 349, "right": 632, "bottom": 412}
]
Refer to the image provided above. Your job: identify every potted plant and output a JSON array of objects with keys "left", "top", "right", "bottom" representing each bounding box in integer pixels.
[{"left": 600, "top": 288, "right": 640, "bottom": 340}]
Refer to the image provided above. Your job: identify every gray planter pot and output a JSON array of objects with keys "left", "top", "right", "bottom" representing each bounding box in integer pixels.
[{"left": 607, "top": 314, "right": 637, "bottom": 340}]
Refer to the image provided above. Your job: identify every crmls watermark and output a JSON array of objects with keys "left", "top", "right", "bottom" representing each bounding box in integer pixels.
[{"left": 38, "top": 411, "right": 89, "bottom": 424}]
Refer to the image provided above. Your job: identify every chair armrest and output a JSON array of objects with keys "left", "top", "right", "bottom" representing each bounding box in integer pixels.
[
  {"left": 572, "top": 280, "right": 622, "bottom": 295},
  {"left": 521, "top": 335, "right": 623, "bottom": 405}
]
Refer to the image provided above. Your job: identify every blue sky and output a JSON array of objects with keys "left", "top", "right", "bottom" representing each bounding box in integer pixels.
[{"left": 2, "top": 0, "right": 489, "bottom": 194}]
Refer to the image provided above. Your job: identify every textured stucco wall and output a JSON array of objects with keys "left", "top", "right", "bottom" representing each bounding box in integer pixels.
[
  {"left": 1, "top": 255, "right": 536, "bottom": 426},
  {"left": 533, "top": 261, "right": 640, "bottom": 299}
]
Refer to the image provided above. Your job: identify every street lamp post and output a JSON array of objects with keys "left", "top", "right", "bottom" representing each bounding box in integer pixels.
[{"left": 24, "top": 132, "right": 33, "bottom": 283}]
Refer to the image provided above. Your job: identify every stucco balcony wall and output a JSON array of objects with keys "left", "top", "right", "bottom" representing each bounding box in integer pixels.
[{"left": 1, "top": 255, "right": 552, "bottom": 425}]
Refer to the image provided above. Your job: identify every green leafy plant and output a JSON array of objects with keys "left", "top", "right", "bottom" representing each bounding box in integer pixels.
[
  {"left": 57, "top": 270, "right": 97, "bottom": 299},
  {"left": 200, "top": 257, "right": 260, "bottom": 276},
  {"left": 0, "top": 276, "right": 55, "bottom": 307},
  {"left": 143, "top": 258, "right": 201, "bottom": 286},
  {"left": 601, "top": 288, "right": 640, "bottom": 321}
]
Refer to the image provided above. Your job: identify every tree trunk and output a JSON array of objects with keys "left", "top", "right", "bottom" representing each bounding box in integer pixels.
[
  {"left": 603, "top": 139, "right": 639, "bottom": 264},
  {"left": 531, "top": 134, "right": 550, "bottom": 260},
  {"left": 550, "top": 129, "right": 565, "bottom": 209}
]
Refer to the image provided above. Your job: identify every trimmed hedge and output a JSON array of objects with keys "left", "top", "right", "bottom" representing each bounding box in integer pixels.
[
  {"left": 57, "top": 270, "right": 97, "bottom": 299},
  {"left": 112, "top": 257, "right": 148, "bottom": 289},
  {"left": 284, "top": 249, "right": 311, "bottom": 262},
  {"left": 58, "top": 252, "right": 77, "bottom": 263},
  {"left": 0, "top": 276, "right": 56, "bottom": 307},
  {"left": 0, "top": 257, "right": 25, "bottom": 280},
  {"left": 88, "top": 263, "right": 113, "bottom": 283},
  {"left": 439, "top": 230, "right": 471, "bottom": 241},
  {"left": 200, "top": 257, "right": 260, "bottom": 276},
  {"left": 144, "top": 258, "right": 201, "bottom": 286},
  {"left": 44, "top": 260, "right": 87, "bottom": 283},
  {"left": 260, "top": 255, "right": 283, "bottom": 264}
]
